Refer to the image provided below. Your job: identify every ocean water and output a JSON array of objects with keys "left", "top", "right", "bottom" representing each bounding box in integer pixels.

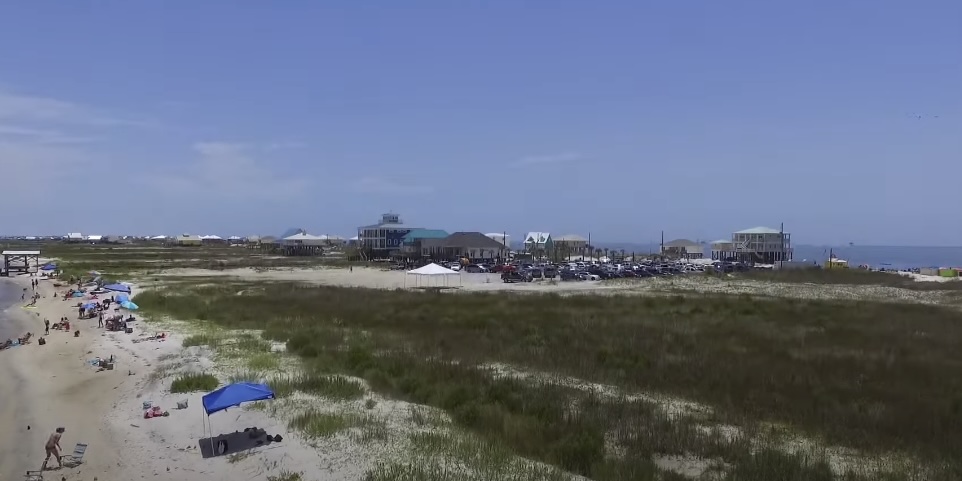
[
  {"left": 792, "top": 245, "right": 962, "bottom": 270},
  {"left": 572, "top": 243, "right": 962, "bottom": 271}
]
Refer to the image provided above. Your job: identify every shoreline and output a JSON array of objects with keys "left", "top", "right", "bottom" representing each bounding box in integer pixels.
[
  {"left": 0, "top": 273, "right": 344, "bottom": 480},
  {"left": 0, "top": 275, "right": 124, "bottom": 479}
]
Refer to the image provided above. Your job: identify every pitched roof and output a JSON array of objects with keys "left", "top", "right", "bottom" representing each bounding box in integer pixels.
[
  {"left": 407, "top": 263, "right": 459, "bottom": 275},
  {"left": 734, "top": 226, "right": 782, "bottom": 234},
  {"left": 283, "top": 233, "right": 324, "bottom": 241},
  {"left": 438, "top": 232, "right": 507, "bottom": 249},
  {"left": 663, "top": 238, "right": 701, "bottom": 248},
  {"left": 402, "top": 229, "right": 450, "bottom": 243},
  {"left": 279, "top": 227, "right": 307, "bottom": 238},
  {"left": 524, "top": 232, "right": 551, "bottom": 244}
]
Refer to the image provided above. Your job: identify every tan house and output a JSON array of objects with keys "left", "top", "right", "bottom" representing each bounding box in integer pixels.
[
  {"left": 554, "top": 234, "right": 588, "bottom": 256},
  {"left": 176, "top": 234, "right": 203, "bottom": 246},
  {"left": 661, "top": 239, "right": 704, "bottom": 259}
]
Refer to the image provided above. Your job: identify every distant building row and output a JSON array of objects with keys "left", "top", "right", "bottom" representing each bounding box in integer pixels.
[{"left": 661, "top": 226, "right": 792, "bottom": 264}]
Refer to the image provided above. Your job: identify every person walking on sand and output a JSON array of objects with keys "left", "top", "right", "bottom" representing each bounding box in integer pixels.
[
  {"left": 44, "top": 319, "right": 50, "bottom": 335},
  {"left": 98, "top": 311, "right": 104, "bottom": 328},
  {"left": 42, "top": 427, "right": 65, "bottom": 470}
]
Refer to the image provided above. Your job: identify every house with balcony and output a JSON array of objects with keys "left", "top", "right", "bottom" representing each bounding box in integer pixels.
[
  {"left": 554, "top": 234, "right": 588, "bottom": 258},
  {"left": 661, "top": 239, "right": 704, "bottom": 259},
  {"left": 280, "top": 230, "right": 326, "bottom": 256},
  {"left": 522, "top": 232, "right": 553, "bottom": 257},
  {"left": 732, "top": 226, "right": 792, "bottom": 264},
  {"left": 357, "top": 212, "right": 421, "bottom": 258},
  {"left": 710, "top": 239, "right": 735, "bottom": 261}
]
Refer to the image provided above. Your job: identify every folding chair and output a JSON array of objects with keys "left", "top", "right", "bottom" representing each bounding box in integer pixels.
[
  {"left": 63, "top": 443, "right": 87, "bottom": 466},
  {"left": 25, "top": 470, "right": 44, "bottom": 480}
]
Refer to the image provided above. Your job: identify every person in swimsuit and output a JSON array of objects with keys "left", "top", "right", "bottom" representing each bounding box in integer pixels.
[{"left": 42, "top": 426, "right": 64, "bottom": 470}]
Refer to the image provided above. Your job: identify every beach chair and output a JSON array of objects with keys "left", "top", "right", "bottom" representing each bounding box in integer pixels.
[
  {"left": 25, "top": 470, "right": 44, "bottom": 480},
  {"left": 63, "top": 443, "right": 87, "bottom": 466}
]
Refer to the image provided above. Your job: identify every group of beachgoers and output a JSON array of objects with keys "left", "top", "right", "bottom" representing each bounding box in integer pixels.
[{"left": 0, "top": 332, "right": 33, "bottom": 350}]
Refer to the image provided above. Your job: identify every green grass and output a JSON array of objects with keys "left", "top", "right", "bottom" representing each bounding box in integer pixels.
[
  {"left": 117, "top": 277, "right": 962, "bottom": 479},
  {"left": 4, "top": 242, "right": 369, "bottom": 280},
  {"left": 183, "top": 333, "right": 221, "bottom": 347},
  {"left": 229, "top": 371, "right": 366, "bottom": 400},
  {"left": 247, "top": 352, "right": 280, "bottom": 370},
  {"left": 737, "top": 268, "right": 962, "bottom": 291},
  {"left": 288, "top": 410, "right": 376, "bottom": 438},
  {"left": 267, "top": 471, "right": 303, "bottom": 481},
  {"left": 170, "top": 373, "right": 219, "bottom": 393}
]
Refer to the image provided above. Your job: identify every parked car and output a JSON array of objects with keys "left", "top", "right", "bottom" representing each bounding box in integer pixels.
[
  {"left": 559, "top": 270, "right": 580, "bottom": 281},
  {"left": 577, "top": 272, "right": 601, "bottom": 281},
  {"left": 501, "top": 271, "right": 531, "bottom": 283}
]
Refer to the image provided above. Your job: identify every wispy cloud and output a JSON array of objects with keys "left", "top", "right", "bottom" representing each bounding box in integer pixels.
[
  {"left": 514, "top": 152, "right": 583, "bottom": 166},
  {"left": 0, "top": 89, "right": 143, "bottom": 127},
  {"left": 264, "top": 140, "right": 307, "bottom": 151},
  {"left": 349, "top": 177, "right": 434, "bottom": 195},
  {"left": 0, "top": 124, "right": 97, "bottom": 144},
  {"left": 0, "top": 89, "right": 129, "bottom": 197},
  {"left": 152, "top": 141, "right": 310, "bottom": 200}
]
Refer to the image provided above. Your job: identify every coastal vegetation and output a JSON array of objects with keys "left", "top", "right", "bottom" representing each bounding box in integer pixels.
[
  {"left": 170, "top": 373, "right": 219, "bottom": 393},
  {"left": 737, "top": 267, "right": 962, "bottom": 291},
  {"left": 37, "top": 243, "right": 962, "bottom": 480},
  {"left": 135, "top": 281, "right": 962, "bottom": 480},
  {"left": 3, "top": 242, "right": 359, "bottom": 279}
]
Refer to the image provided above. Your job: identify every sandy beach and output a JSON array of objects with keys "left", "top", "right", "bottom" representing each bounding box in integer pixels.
[{"left": 0, "top": 274, "right": 305, "bottom": 481}]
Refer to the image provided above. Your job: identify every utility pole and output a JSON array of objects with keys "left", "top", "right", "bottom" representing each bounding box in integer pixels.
[
  {"left": 780, "top": 222, "right": 785, "bottom": 267},
  {"left": 586, "top": 232, "right": 590, "bottom": 262}
]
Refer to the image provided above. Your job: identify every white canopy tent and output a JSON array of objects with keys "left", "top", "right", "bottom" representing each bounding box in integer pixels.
[{"left": 405, "top": 263, "right": 462, "bottom": 288}]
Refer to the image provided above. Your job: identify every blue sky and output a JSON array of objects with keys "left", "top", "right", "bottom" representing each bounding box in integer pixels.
[{"left": 0, "top": 1, "right": 959, "bottom": 245}]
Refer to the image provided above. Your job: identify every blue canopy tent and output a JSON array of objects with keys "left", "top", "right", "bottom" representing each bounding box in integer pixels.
[
  {"left": 201, "top": 383, "right": 275, "bottom": 454},
  {"left": 116, "top": 294, "right": 130, "bottom": 304},
  {"left": 103, "top": 284, "right": 131, "bottom": 294},
  {"left": 120, "top": 300, "right": 139, "bottom": 310}
]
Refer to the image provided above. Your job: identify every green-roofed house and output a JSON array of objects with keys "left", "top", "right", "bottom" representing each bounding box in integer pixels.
[{"left": 399, "top": 229, "right": 449, "bottom": 258}]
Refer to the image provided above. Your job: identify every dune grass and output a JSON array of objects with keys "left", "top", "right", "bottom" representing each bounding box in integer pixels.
[
  {"left": 135, "top": 283, "right": 962, "bottom": 479},
  {"left": 288, "top": 410, "right": 382, "bottom": 439},
  {"left": 229, "top": 371, "right": 366, "bottom": 400},
  {"left": 10, "top": 242, "right": 365, "bottom": 279},
  {"left": 737, "top": 267, "right": 962, "bottom": 290},
  {"left": 170, "top": 373, "right": 219, "bottom": 393}
]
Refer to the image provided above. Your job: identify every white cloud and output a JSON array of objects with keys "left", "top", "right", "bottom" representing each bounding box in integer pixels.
[
  {"left": 515, "top": 152, "right": 582, "bottom": 166},
  {"left": 349, "top": 177, "right": 434, "bottom": 195},
  {"left": 151, "top": 141, "right": 310, "bottom": 200}
]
